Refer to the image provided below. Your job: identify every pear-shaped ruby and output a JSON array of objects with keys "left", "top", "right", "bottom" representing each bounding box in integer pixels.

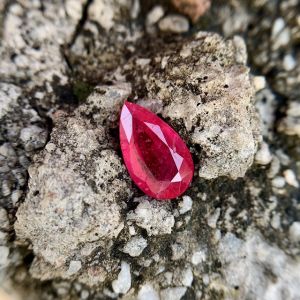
[{"left": 119, "top": 101, "right": 194, "bottom": 200}]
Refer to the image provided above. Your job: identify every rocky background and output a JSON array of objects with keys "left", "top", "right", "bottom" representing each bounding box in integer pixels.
[{"left": 0, "top": 0, "right": 300, "bottom": 299}]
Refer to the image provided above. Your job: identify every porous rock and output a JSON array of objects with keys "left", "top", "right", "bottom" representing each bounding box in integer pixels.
[
  {"left": 15, "top": 103, "right": 132, "bottom": 284},
  {"left": 123, "top": 236, "right": 148, "bottom": 257},
  {"left": 218, "top": 231, "right": 300, "bottom": 299},
  {"left": 127, "top": 197, "right": 175, "bottom": 236},
  {"left": 128, "top": 32, "right": 261, "bottom": 179}
]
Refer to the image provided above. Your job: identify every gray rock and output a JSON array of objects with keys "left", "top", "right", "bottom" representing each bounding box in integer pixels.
[
  {"left": 218, "top": 231, "right": 300, "bottom": 299},
  {"left": 20, "top": 125, "right": 48, "bottom": 151},
  {"left": 126, "top": 32, "right": 261, "bottom": 179},
  {"left": 138, "top": 283, "right": 160, "bottom": 300},
  {"left": 15, "top": 109, "right": 132, "bottom": 285},
  {"left": 0, "top": 83, "right": 21, "bottom": 118},
  {"left": 160, "top": 287, "right": 187, "bottom": 300},
  {"left": 78, "top": 83, "right": 132, "bottom": 126},
  {"left": 66, "top": 261, "right": 82, "bottom": 276},
  {"left": 0, "top": 246, "right": 9, "bottom": 267},
  {"left": 123, "top": 236, "right": 148, "bottom": 257},
  {"left": 158, "top": 15, "right": 189, "bottom": 33},
  {"left": 146, "top": 5, "right": 165, "bottom": 26},
  {"left": 127, "top": 197, "right": 175, "bottom": 236},
  {"left": 179, "top": 196, "right": 193, "bottom": 214},
  {"left": 2, "top": 1, "right": 299, "bottom": 299},
  {"left": 112, "top": 261, "right": 131, "bottom": 294},
  {"left": 289, "top": 222, "right": 300, "bottom": 243}
]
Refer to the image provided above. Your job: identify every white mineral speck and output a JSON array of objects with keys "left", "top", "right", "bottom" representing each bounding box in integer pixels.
[
  {"left": 80, "top": 290, "right": 89, "bottom": 300},
  {"left": 179, "top": 196, "right": 193, "bottom": 214},
  {"left": 267, "top": 156, "right": 280, "bottom": 179},
  {"left": 272, "top": 176, "right": 285, "bottom": 188},
  {"left": 255, "top": 142, "right": 272, "bottom": 165},
  {"left": 160, "top": 287, "right": 187, "bottom": 300},
  {"left": 271, "top": 18, "right": 285, "bottom": 38},
  {"left": 159, "top": 15, "right": 189, "bottom": 33},
  {"left": 146, "top": 5, "right": 164, "bottom": 26},
  {"left": 181, "top": 267, "right": 193, "bottom": 287},
  {"left": 207, "top": 208, "right": 221, "bottom": 228},
  {"left": 67, "top": 260, "right": 82, "bottom": 276},
  {"left": 129, "top": 226, "right": 136, "bottom": 235},
  {"left": 161, "top": 56, "right": 169, "bottom": 69},
  {"left": 253, "top": 76, "right": 266, "bottom": 92},
  {"left": 289, "top": 222, "right": 300, "bottom": 243},
  {"left": 191, "top": 249, "right": 206, "bottom": 265},
  {"left": 0, "top": 246, "right": 9, "bottom": 266},
  {"left": 283, "top": 169, "right": 299, "bottom": 188},
  {"left": 137, "top": 283, "right": 160, "bottom": 300},
  {"left": 271, "top": 18, "right": 290, "bottom": 49},
  {"left": 123, "top": 236, "right": 147, "bottom": 257},
  {"left": 271, "top": 213, "right": 281, "bottom": 230},
  {"left": 112, "top": 261, "right": 131, "bottom": 294},
  {"left": 283, "top": 54, "right": 296, "bottom": 71}
]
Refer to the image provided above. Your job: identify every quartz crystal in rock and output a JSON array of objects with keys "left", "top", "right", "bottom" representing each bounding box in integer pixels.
[{"left": 119, "top": 102, "right": 194, "bottom": 199}]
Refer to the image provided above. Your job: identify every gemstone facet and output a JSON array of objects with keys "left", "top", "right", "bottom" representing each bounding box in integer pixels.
[{"left": 119, "top": 101, "right": 194, "bottom": 200}]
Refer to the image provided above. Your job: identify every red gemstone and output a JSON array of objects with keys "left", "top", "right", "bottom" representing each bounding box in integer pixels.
[{"left": 119, "top": 101, "right": 194, "bottom": 200}]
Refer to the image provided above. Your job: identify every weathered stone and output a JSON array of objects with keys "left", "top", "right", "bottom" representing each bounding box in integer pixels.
[
  {"left": 15, "top": 109, "right": 132, "bottom": 285},
  {"left": 127, "top": 197, "right": 175, "bottom": 236},
  {"left": 218, "top": 231, "right": 300, "bottom": 299},
  {"left": 123, "top": 32, "right": 261, "bottom": 179}
]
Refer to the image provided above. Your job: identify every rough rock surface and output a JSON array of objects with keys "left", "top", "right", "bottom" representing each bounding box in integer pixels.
[
  {"left": 143, "top": 32, "right": 260, "bottom": 179},
  {"left": 1, "top": 0, "right": 300, "bottom": 300},
  {"left": 16, "top": 91, "right": 133, "bottom": 286}
]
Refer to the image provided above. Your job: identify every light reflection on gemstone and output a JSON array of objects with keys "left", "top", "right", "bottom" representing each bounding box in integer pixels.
[{"left": 120, "top": 104, "right": 132, "bottom": 143}]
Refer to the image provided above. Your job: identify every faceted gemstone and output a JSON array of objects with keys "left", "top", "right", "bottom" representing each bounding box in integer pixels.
[{"left": 119, "top": 101, "right": 194, "bottom": 200}]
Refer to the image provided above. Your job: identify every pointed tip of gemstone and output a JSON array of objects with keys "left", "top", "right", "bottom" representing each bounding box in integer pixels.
[{"left": 120, "top": 101, "right": 194, "bottom": 200}]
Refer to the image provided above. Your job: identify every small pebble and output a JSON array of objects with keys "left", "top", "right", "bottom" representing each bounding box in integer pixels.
[
  {"left": 171, "top": 0, "right": 211, "bottom": 22},
  {"left": 271, "top": 213, "right": 281, "bottom": 230},
  {"left": 0, "top": 246, "right": 9, "bottom": 266},
  {"left": 129, "top": 226, "right": 136, "bottom": 235},
  {"left": 66, "top": 260, "right": 82, "bottom": 276},
  {"left": 112, "top": 261, "right": 131, "bottom": 294},
  {"left": 283, "top": 169, "right": 299, "bottom": 188},
  {"left": 123, "top": 236, "right": 147, "bottom": 257},
  {"left": 289, "top": 222, "right": 300, "bottom": 243},
  {"left": 191, "top": 249, "right": 206, "bottom": 265},
  {"left": 181, "top": 267, "right": 193, "bottom": 287},
  {"left": 272, "top": 176, "right": 285, "bottom": 188},
  {"left": 253, "top": 76, "right": 266, "bottom": 92},
  {"left": 283, "top": 54, "right": 296, "bottom": 71},
  {"left": 146, "top": 5, "right": 164, "bottom": 26},
  {"left": 179, "top": 195, "right": 193, "bottom": 214},
  {"left": 160, "top": 287, "right": 187, "bottom": 300},
  {"left": 267, "top": 156, "right": 280, "bottom": 179},
  {"left": 138, "top": 283, "right": 160, "bottom": 300},
  {"left": 271, "top": 18, "right": 290, "bottom": 49},
  {"left": 159, "top": 15, "right": 189, "bottom": 33},
  {"left": 80, "top": 290, "right": 89, "bottom": 300},
  {"left": 255, "top": 142, "right": 272, "bottom": 165}
]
